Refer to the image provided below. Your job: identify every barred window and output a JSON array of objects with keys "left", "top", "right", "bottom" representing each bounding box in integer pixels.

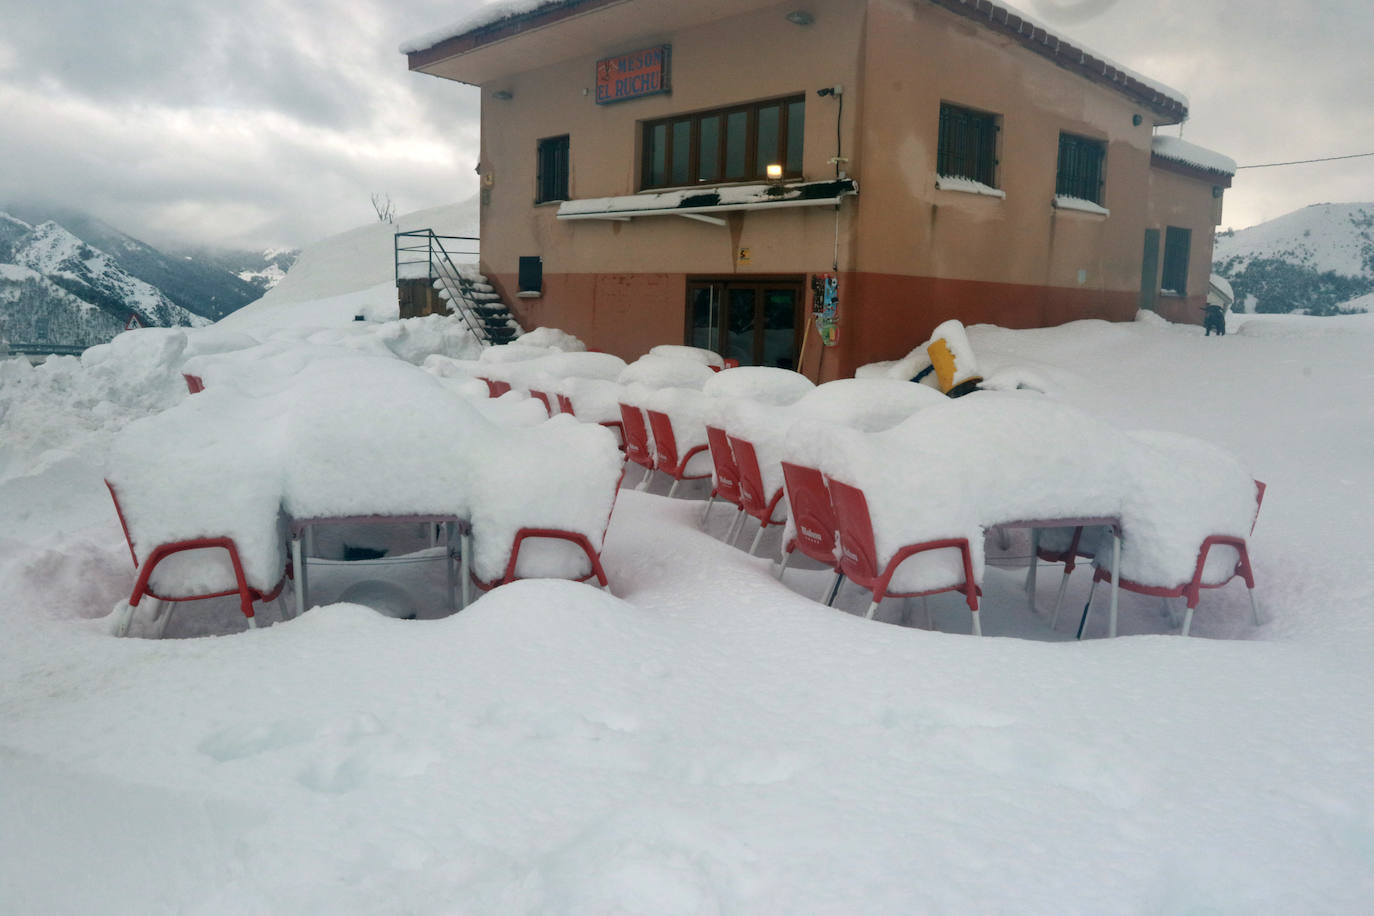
[
  {"left": 1056, "top": 132, "right": 1106, "bottom": 204},
  {"left": 643, "top": 95, "right": 804, "bottom": 190},
  {"left": 937, "top": 103, "right": 999, "bottom": 187},
  {"left": 536, "top": 135, "right": 570, "bottom": 204}
]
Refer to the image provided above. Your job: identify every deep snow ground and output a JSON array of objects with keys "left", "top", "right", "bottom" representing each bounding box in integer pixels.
[{"left": 3, "top": 312, "right": 1374, "bottom": 912}]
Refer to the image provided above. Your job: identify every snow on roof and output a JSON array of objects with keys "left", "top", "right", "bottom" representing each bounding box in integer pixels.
[
  {"left": 399, "top": 0, "right": 562, "bottom": 55},
  {"left": 1151, "top": 136, "right": 1237, "bottom": 177},
  {"left": 1209, "top": 274, "right": 1235, "bottom": 304}
]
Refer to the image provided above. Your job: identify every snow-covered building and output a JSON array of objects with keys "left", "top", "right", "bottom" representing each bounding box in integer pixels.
[{"left": 404, "top": 0, "right": 1235, "bottom": 378}]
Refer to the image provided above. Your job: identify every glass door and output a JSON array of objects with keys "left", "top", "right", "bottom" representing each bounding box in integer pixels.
[{"left": 686, "top": 278, "right": 803, "bottom": 369}]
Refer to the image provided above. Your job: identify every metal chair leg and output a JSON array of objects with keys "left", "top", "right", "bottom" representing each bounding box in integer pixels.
[
  {"left": 668, "top": 479, "right": 681, "bottom": 499},
  {"left": 748, "top": 523, "right": 766, "bottom": 556},
  {"left": 1076, "top": 578, "right": 1100, "bottom": 640},
  {"left": 864, "top": 598, "right": 881, "bottom": 620},
  {"left": 1249, "top": 588, "right": 1262, "bottom": 626},
  {"left": 777, "top": 550, "right": 793, "bottom": 581},
  {"left": 700, "top": 495, "right": 717, "bottom": 528},
  {"left": 148, "top": 599, "right": 176, "bottom": 639},
  {"left": 1181, "top": 604, "right": 1195, "bottom": 637},
  {"left": 823, "top": 572, "right": 844, "bottom": 606},
  {"left": 970, "top": 608, "right": 982, "bottom": 637},
  {"left": 1049, "top": 571, "right": 1071, "bottom": 629}
]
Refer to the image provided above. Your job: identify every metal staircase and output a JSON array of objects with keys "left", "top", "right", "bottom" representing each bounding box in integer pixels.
[{"left": 394, "top": 230, "right": 521, "bottom": 346}]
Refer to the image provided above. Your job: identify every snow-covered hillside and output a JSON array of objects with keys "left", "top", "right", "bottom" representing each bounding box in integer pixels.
[
  {"left": 1214, "top": 203, "right": 1374, "bottom": 313},
  {"left": 9, "top": 220, "right": 208, "bottom": 330},
  {"left": 0, "top": 264, "right": 125, "bottom": 346},
  {"left": 225, "top": 198, "right": 479, "bottom": 329}
]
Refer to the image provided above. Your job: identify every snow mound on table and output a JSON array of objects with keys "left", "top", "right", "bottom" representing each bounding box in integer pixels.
[
  {"left": 518, "top": 327, "right": 586, "bottom": 352},
  {"left": 479, "top": 343, "right": 554, "bottom": 365},
  {"left": 649, "top": 344, "right": 725, "bottom": 368},
  {"left": 468, "top": 417, "right": 624, "bottom": 583},
  {"left": 702, "top": 366, "right": 814, "bottom": 404},
  {"left": 791, "top": 378, "right": 945, "bottom": 431},
  {"left": 281, "top": 359, "right": 492, "bottom": 521},
  {"left": 617, "top": 355, "right": 716, "bottom": 391},
  {"left": 557, "top": 378, "right": 626, "bottom": 425}
]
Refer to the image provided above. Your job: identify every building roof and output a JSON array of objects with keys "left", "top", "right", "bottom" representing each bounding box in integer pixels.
[
  {"left": 403, "top": 0, "right": 1190, "bottom": 124},
  {"left": 1151, "top": 136, "right": 1238, "bottom": 178}
]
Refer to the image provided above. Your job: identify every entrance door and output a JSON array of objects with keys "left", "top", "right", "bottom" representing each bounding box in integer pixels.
[{"left": 687, "top": 278, "right": 803, "bottom": 369}]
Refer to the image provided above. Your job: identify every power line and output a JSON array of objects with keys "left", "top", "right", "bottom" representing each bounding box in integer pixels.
[{"left": 1236, "top": 151, "right": 1374, "bottom": 170}]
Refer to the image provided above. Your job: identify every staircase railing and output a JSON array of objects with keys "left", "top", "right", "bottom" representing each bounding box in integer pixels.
[{"left": 394, "top": 230, "right": 497, "bottom": 346}]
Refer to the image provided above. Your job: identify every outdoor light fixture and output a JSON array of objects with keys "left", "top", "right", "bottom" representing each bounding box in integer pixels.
[
  {"left": 785, "top": 10, "right": 814, "bottom": 25},
  {"left": 766, "top": 163, "right": 784, "bottom": 181},
  {"left": 1132, "top": 113, "right": 1143, "bottom": 126},
  {"left": 492, "top": 90, "right": 513, "bottom": 100}
]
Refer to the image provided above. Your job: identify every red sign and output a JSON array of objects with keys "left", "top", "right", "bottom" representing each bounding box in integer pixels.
[{"left": 595, "top": 45, "right": 670, "bottom": 105}]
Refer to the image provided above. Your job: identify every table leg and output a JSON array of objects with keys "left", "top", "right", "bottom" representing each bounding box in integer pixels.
[
  {"left": 291, "top": 531, "right": 308, "bottom": 615},
  {"left": 459, "top": 530, "right": 472, "bottom": 610},
  {"left": 1108, "top": 529, "right": 1121, "bottom": 638},
  {"left": 444, "top": 521, "right": 457, "bottom": 613},
  {"left": 1026, "top": 528, "right": 1040, "bottom": 603}
]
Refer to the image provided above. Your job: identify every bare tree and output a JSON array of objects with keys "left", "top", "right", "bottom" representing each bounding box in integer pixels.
[{"left": 371, "top": 193, "right": 397, "bottom": 224}]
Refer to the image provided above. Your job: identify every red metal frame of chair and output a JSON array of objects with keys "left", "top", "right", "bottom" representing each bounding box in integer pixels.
[
  {"left": 182, "top": 373, "right": 205, "bottom": 394},
  {"left": 556, "top": 393, "right": 575, "bottom": 415},
  {"left": 477, "top": 377, "right": 511, "bottom": 398},
  {"left": 106, "top": 480, "right": 283, "bottom": 631},
  {"left": 1026, "top": 524, "right": 1095, "bottom": 628},
  {"left": 1079, "top": 480, "right": 1266, "bottom": 638},
  {"left": 778, "top": 461, "right": 845, "bottom": 604},
  {"left": 645, "top": 409, "right": 711, "bottom": 498},
  {"left": 727, "top": 434, "right": 788, "bottom": 556},
  {"left": 470, "top": 527, "right": 611, "bottom": 592},
  {"left": 702, "top": 425, "right": 745, "bottom": 534},
  {"left": 618, "top": 402, "right": 656, "bottom": 486},
  {"left": 530, "top": 389, "right": 555, "bottom": 416},
  {"left": 826, "top": 477, "right": 982, "bottom": 634},
  {"left": 723, "top": 358, "right": 740, "bottom": 369}
]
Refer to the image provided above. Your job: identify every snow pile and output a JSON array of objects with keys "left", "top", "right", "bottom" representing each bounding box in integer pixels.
[
  {"left": 701, "top": 365, "right": 814, "bottom": 405},
  {"left": 617, "top": 354, "right": 716, "bottom": 390},
  {"left": 648, "top": 344, "right": 726, "bottom": 369},
  {"left": 517, "top": 326, "right": 586, "bottom": 351}
]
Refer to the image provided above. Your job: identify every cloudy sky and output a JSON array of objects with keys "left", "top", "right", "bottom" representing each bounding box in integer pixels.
[{"left": 0, "top": 0, "right": 1368, "bottom": 251}]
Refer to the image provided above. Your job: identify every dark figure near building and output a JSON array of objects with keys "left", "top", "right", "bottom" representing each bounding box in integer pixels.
[{"left": 1203, "top": 305, "right": 1226, "bottom": 336}]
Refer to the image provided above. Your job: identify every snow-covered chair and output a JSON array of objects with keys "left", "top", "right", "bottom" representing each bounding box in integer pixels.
[
  {"left": 618, "top": 401, "right": 656, "bottom": 488},
  {"left": 105, "top": 480, "right": 290, "bottom": 638},
  {"left": 727, "top": 433, "right": 788, "bottom": 556},
  {"left": 702, "top": 425, "right": 746, "bottom": 536},
  {"left": 827, "top": 478, "right": 982, "bottom": 633},
  {"left": 1080, "top": 479, "right": 1266, "bottom": 638},
  {"left": 778, "top": 461, "right": 844, "bottom": 604}
]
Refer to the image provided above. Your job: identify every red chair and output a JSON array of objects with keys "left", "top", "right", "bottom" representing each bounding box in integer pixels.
[
  {"left": 556, "top": 393, "right": 576, "bottom": 415},
  {"left": 1079, "top": 480, "right": 1266, "bottom": 638},
  {"left": 182, "top": 373, "right": 205, "bottom": 394},
  {"left": 618, "top": 403, "right": 655, "bottom": 488},
  {"left": 702, "top": 425, "right": 745, "bottom": 536},
  {"left": 645, "top": 409, "right": 711, "bottom": 498},
  {"left": 727, "top": 434, "right": 788, "bottom": 556},
  {"left": 826, "top": 478, "right": 982, "bottom": 634},
  {"left": 723, "top": 358, "right": 740, "bottom": 369},
  {"left": 477, "top": 377, "right": 511, "bottom": 398},
  {"left": 779, "top": 461, "right": 844, "bottom": 604},
  {"left": 529, "top": 389, "right": 555, "bottom": 416},
  {"left": 106, "top": 480, "right": 290, "bottom": 637},
  {"left": 557, "top": 393, "right": 625, "bottom": 450}
]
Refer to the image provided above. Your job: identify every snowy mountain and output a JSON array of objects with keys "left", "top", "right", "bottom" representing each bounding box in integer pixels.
[
  {"left": 168, "top": 245, "right": 300, "bottom": 296},
  {"left": 1213, "top": 203, "right": 1374, "bottom": 314},
  {"left": 0, "top": 217, "right": 209, "bottom": 347},
  {"left": 1, "top": 204, "right": 273, "bottom": 321}
]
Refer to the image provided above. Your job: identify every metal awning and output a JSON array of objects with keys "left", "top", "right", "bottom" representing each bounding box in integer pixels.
[{"left": 556, "top": 178, "right": 858, "bottom": 226}]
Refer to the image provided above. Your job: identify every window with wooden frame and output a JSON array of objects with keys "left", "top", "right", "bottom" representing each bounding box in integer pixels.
[
  {"left": 937, "top": 103, "right": 999, "bottom": 187},
  {"left": 642, "top": 95, "right": 804, "bottom": 190},
  {"left": 536, "top": 134, "right": 570, "bottom": 204},
  {"left": 1161, "top": 226, "right": 1192, "bottom": 295},
  {"left": 1055, "top": 132, "right": 1106, "bottom": 204}
]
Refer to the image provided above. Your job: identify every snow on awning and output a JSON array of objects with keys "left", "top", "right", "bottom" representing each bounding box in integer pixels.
[
  {"left": 556, "top": 179, "right": 858, "bottom": 225},
  {"left": 1151, "top": 136, "right": 1237, "bottom": 181}
]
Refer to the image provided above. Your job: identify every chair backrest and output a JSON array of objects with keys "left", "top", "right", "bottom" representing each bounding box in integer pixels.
[
  {"left": 646, "top": 410, "right": 680, "bottom": 471},
  {"left": 826, "top": 478, "right": 881, "bottom": 585},
  {"left": 557, "top": 393, "right": 576, "bottom": 416},
  {"left": 182, "top": 373, "right": 205, "bottom": 394},
  {"left": 728, "top": 435, "right": 768, "bottom": 515},
  {"left": 530, "top": 390, "right": 555, "bottom": 416},
  {"left": 105, "top": 480, "right": 141, "bottom": 568},
  {"left": 705, "top": 425, "right": 741, "bottom": 505},
  {"left": 618, "top": 403, "right": 654, "bottom": 469},
  {"left": 477, "top": 377, "right": 511, "bottom": 398},
  {"left": 781, "top": 461, "right": 838, "bottom": 566}
]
